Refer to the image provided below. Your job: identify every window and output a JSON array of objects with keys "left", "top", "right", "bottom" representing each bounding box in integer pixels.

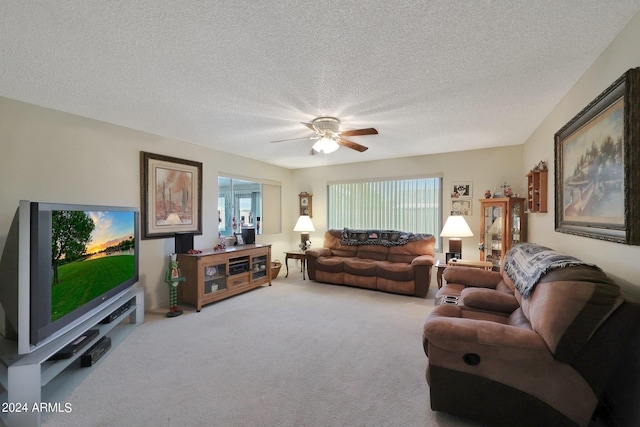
[
  {"left": 218, "top": 176, "right": 281, "bottom": 237},
  {"left": 328, "top": 176, "right": 442, "bottom": 243},
  {"left": 218, "top": 177, "right": 262, "bottom": 237}
]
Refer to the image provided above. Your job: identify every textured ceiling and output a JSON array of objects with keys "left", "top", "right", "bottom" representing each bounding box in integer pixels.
[{"left": 2, "top": 1, "right": 640, "bottom": 169}]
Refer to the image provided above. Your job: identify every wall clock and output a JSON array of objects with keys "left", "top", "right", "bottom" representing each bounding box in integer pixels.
[{"left": 299, "top": 192, "right": 312, "bottom": 217}]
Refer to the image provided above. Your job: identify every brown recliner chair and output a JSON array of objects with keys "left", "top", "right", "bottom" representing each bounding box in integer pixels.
[{"left": 423, "top": 258, "right": 640, "bottom": 427}]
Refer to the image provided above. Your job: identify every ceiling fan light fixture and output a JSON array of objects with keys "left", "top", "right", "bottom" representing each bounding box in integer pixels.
[{"left": 312, "top": 136, "right": 340, "bottom": 154}]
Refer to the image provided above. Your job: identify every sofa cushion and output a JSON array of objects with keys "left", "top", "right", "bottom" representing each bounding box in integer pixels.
[
  {"left": 520, "top": 266, "right": 624, "bottom": 363},
  {"left": 332, "top": 249, "right": 358, "bottom": 257},
  {"left": 322, "top": 230, "right": 357, "bottom": 255},
  {"left": 377, "top": 277, "right": 414, "bottom": 295},
  {"left": 344, "top": 258, "right": 378, "bottom": 276},
  {"left": 356, "top": 245, "right": 389, "bottom": 261},
  {"left": 376, "top": 261, "right": 415, "bottom": 282},
  {"left": 388, "top": 237, "right": 435, "bottom": 263},
  {"left": 315, "top": 256, "right": 345, "bottom": 273}
]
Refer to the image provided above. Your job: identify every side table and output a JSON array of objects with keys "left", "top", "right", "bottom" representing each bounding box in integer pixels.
[
  {"left": 435, "top": 260, "right": 447, "bottom": 289},
  {"left": 285, "top": 251, "right": 307, "bottom": 280}
]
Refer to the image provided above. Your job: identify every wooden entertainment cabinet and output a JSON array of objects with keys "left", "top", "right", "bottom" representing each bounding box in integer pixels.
[
  {"left": 0, "top": 286, "right": 144, "bottom": 427},
  {"left": 177, "top": 244, "right": 272, "bottom": 311}
]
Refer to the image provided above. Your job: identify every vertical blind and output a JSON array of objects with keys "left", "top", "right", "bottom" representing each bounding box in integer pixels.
[{"left": 327, "top": 177, "right": 442, "bottom": 236}]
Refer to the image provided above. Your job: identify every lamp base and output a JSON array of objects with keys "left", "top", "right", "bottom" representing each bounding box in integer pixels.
[
  {"left": 299, "top": 232, "right": 311, "bottom": 251},
  {"left": 448, "top": 238, "right": 462, "bottom": 255}
]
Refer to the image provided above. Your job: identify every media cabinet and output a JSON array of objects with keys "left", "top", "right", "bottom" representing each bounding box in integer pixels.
[
  {"left": 177, "top": 244, "right": 272, "bottom": 311},
  {"left": 0, "top": 286, "right": 144, "bottom": 427}
]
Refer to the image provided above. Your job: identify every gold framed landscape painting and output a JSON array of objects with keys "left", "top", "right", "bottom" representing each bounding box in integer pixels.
[
  {"left": 140, "top": 152, "right": 202, "bottom": 239},
  {"left": 554, "top": 67, "right": 640, "bottom": 245}
]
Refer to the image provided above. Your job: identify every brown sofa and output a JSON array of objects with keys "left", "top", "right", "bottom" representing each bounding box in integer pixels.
[
  {"left": 422, "top": 243, "right": 640, "bottom": 427},
  {"left": 305, "top": 229, "right": 436, "bottom": 297}
]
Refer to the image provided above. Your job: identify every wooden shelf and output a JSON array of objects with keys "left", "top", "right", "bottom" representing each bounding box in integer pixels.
[{"left": 526, "top": 168, "right": 548, "bottom": 213}]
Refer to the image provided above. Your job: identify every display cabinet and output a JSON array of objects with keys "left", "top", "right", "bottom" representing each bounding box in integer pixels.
[
  {"left": 479, "top": 198, "right": 527, "bottom": 269},
  {"left": 177, "top": 244, "right": 271, "bottom": 311}
]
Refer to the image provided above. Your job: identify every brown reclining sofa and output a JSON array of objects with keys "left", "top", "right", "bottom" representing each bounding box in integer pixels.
[
  {"left": 306, "top": 229, "right": 435, "bottom": 297},
  {"left": 422, "top": 243, "right": 640, "bottom": 427}
]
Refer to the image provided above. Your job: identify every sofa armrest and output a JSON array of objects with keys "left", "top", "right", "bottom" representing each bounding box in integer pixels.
[
  {"left": 411, "top": 254, "right": 435, "bottom": 267},
  {"left": 442, "top": 266, "right": 502, "bottom": 289},
  {"left": 305, "top": 248, "right": 332, "bottom": 258},
  {"left": 461, "top": 288, "right": 519, "bottom": 313},
  {"left": 423, "top": 306, "right": 548, "bottom": 356}
]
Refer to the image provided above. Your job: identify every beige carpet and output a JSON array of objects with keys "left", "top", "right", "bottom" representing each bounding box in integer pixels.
[{"left": 43, "top": 279, "right": 482, "bottom": 427}]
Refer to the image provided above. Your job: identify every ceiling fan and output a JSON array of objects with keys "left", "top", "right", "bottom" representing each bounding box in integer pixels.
[{"left": 271, "top": 117, "right": 378, "bottom": 154}]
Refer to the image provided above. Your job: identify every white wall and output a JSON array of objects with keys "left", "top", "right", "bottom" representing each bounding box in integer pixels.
[
  {"left": 290, "top": 145, "right": 525, "bottom": 263},
  {"left": 0, "top": 97, "right": 293, "bottom": 311},
  {"left": 523, "top": 11, "right": 640, "bottom": 299}
]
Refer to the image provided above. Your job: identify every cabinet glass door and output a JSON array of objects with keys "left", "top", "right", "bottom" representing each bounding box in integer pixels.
[
  {"left": 510, "top": 202, "right": 523, "bottom": 248},
  {"left": 482, "top": 205, "right": 503, "bottom": 268},
  {"left": 203, "top": 262, "right": 226, "bottom": 294},
  {"left": 251, "top": 255, "right": 268, "bottom": 280}
]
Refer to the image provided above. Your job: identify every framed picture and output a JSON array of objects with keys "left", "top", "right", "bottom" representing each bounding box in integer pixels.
[
  {"left": 140, "top": 152, "right": 203, "bottom": 239},
  {"left": 451, "top": 198, "right": 472, "bottom": 216},
  {"left": 235, "top": 233, "right": 244, "bottom": 245},
  {"left": 299, "top": 192, "right": 312, "bottom": 217},
  {"left": 554, "top": 67, "right": 640, "bottom": 245},
  {"left": 451, "top": 181, "right": 472, "bottom": 199}
]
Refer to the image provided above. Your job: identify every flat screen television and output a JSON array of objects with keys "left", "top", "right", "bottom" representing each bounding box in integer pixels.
[{"left": 0, "top": 201, "right": 139, "bottom": 355}]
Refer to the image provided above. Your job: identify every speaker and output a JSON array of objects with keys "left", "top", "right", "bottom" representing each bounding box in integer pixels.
[
  {"left": 241, "top": 227, "right": 255, "bottom": 244},
  {"left": 175, "top": 232, "right": 194, "bottom": 254}
]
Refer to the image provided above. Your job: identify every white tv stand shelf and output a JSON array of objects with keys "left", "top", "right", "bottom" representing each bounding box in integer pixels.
[{"left": 0, "top": 286, "right": 144, "bottom": 427}]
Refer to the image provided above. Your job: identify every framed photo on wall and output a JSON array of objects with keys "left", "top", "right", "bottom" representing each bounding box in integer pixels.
[
  {"left": 451, "top": 198, "right": 472, "bottom": 216},
  {"left": 140, "top": 152, "right": 203, "bottom": 239},
  {"left": 554, "top": 67, "right": 640, "bottom": 245},
  {"left": 451, "top": 181, "right": 472, "bottom": 199}
]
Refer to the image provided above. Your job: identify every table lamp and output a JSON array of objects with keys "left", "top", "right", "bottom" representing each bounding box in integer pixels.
[
  {"left": 294, "top": 215, "right": 315, "bottom": 251},
  {"left": 440, "top": 212, "right": 473, "bottom": 260}
]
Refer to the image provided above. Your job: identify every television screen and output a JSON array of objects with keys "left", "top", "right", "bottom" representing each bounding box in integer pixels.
[
  {"left": 50, "top": 210, "right": 136, "bottom": 322},
  {"left": 28, "top": 202, "right": 139, "bottom": 352}
]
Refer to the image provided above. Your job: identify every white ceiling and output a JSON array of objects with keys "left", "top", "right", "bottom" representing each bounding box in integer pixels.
[{"left": 2, "top": 1, "right": 640, "bottom": 169}]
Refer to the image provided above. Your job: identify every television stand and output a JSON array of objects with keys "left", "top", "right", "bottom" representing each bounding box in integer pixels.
[{"left": 0, "top": 286, "right": 144, "bottom": 427}]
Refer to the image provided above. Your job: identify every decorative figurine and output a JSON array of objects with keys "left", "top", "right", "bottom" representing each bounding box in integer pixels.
[
  {"left": 504, "top": 186, "right": 514, "bottom": 197},
  {"left": 165, "top": 254, "right": 185, "bottom": 317}
]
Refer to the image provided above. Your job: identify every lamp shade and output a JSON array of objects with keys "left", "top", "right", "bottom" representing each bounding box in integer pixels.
[
  {"left": 294, "top": 215, "right": 315, "bottom": 232},
  {"left": 440, "top": 215, "right": 473, "bottom": 238}
]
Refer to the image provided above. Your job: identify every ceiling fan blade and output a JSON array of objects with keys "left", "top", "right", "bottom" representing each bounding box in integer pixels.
[
  {"left": 301, "top": 122, "right": 319, "bottom": 133},
  {"left": 270, "top": 136, "right": 318, "bottom": 143},
  {"left": 339, "top": 128, "right": 378, "bottom": 137},
  {"left": 337, "top": 138, "right": 368, "bottom": 152}
]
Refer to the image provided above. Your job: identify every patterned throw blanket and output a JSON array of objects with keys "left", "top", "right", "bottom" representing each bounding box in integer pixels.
[
  {"left": 340, "top": 229, "right": 414, "bottom": 247},
  {"left": 504, "top": 243, "right": 601, "bottom": 299}
]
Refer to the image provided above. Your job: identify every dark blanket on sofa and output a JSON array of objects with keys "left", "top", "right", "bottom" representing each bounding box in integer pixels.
[
  {"left": 340, "top": 228, "right": 414, "bottom": 247},
  {"left": 504, "top": 243, "right": 601, "bottom": 299}
]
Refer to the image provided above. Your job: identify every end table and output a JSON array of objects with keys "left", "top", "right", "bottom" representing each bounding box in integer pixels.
[{"left": 285, "top": 251, "right": 307, "bottom": 280}]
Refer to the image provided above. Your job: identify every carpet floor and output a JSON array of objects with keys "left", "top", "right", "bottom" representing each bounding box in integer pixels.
[{"left": 42, "top": 279, "right": 483, "bottom": 427}]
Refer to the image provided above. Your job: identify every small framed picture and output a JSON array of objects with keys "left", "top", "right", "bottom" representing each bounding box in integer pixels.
[
  {"left": 451, "top": 198, "right": 472, "bottom": 215},
  {"left": 451, "top": 181, "right": 473, "bottom": 199},
  {"left": 235, "top": 233, "right": 244, "bottom": 245}
]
